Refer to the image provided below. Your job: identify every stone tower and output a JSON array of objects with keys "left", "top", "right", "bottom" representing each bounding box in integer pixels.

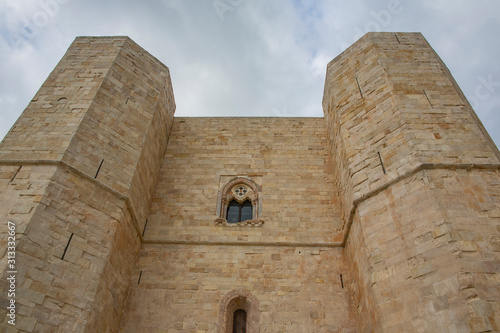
[
  {"left": 0, "top": 37, "right": 175, "bottom": 332},
  {"left": 1, "top": 33, "right": 499, "bottom": 332},
  {"left": 324, "top": 32, "right": 500, "bottom": 332}
]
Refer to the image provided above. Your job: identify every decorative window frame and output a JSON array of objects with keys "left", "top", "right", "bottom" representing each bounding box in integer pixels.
[
  {"left": 219, "top": 289, "right": 260, "bottom": 333},
  {"left": 215, "top": 176, "right": 264, "bottom": 226}
]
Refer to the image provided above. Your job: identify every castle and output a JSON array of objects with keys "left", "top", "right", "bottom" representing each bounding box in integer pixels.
[{"left": 1, "top": 32, "right": 499, "bottom": 332}]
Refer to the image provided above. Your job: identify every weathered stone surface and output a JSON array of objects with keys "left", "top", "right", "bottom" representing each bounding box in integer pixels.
[
  {"left": 0, "top": 36, "right": 174, "bottom": 332},
  {"left": 144, "top": 117, "right": 342, "bottom": 245},
  {"left": 120, "top": 245, "right": 356, "bottom": 332},
  {"left": 1, "top": 32, "right": 499, "bottom": 332},
  {"left": 330, "top": 33, "right": 500, "bottom": 332}
]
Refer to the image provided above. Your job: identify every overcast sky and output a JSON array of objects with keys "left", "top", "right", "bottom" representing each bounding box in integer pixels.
[{"left": 1, "top": 0, "right": 499, "bottom": 147}]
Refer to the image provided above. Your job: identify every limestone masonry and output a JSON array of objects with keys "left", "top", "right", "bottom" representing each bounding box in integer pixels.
[{"left": 0, "top": 32, "right": 499, "bottom": 332}]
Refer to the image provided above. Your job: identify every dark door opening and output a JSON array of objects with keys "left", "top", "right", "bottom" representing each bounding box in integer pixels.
[{"left": 233, "top": 309, "right": 247, "bottom": 333}]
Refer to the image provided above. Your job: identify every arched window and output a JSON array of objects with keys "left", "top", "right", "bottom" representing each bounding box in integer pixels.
[
  {"left": 232, "top": 309, "right": 247, "bottom": 333},
  {"left": 227, "top": 200, "right": 252, "bottom": 223},
  {"left": 219, "top": 289, "right": 259, "bottom": 333},
  {"left": 215, "top": 177, "right": 263, "bottom": 226}
]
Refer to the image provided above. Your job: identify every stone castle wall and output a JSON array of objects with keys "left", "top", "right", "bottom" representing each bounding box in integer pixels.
[
  {"left": 120, "top": 244, "right": 356, "bottom": 332},
  {"left": 119, "top": 117, "right": 357, "bottom": 332},
  {"left": 0, "top": 32, "right": 499, "bottom": 332},
  {"left": 144, "top": 117, "right": 343, "bottom": 245}
]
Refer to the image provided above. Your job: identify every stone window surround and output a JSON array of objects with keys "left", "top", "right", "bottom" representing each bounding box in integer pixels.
[
  {"left": 219, "top": 289, "right": 260, "bottom": 333},
  {"left": 215, "top": 176, "right": 264, "bottom": 226}
]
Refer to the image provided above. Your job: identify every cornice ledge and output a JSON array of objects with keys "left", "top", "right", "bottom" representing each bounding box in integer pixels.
[
  {"left": 0, "top": 159, "right": 145, "bottom": 243},
  {"left": 340, "top": 162, "right": 500, "bottom": 247}
]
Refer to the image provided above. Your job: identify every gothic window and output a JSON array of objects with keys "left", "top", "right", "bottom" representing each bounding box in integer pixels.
[
  {"left": 215, "top": 177, "right": 263, "bottom": 226},
  {"left": 227, "top": 200, "right": 252, "bottom": 223}
]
